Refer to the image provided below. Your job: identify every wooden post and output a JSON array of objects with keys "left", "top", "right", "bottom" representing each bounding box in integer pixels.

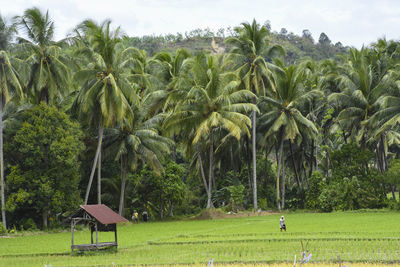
[
  {"left": 95, "top": 221, "right": 98, "bottom": 248},
  {"left": 91, "top": 227, "right": 94, "bottom": 244},
  {"left": 71, "top": 219, "right": 74, "bottom": 252},
  {"left": 114, "top": 224, "right": 118, "bottom": 248}
]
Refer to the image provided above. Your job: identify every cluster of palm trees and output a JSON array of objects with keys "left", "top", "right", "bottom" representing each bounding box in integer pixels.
[{"left": 1, "top": 8, "right": 400, "bottom": 228}]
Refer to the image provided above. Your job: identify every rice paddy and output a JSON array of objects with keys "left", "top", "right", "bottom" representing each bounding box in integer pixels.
[{"left": 1, "top": 211, "right": 400, "bottom": 266}]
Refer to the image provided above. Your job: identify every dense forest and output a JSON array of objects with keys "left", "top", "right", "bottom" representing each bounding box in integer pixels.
[{"left": 0, "top": 7, "right": 399, "bottom": 232}]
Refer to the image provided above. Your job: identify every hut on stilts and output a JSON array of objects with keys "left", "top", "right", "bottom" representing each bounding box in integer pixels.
[{"left": 69, "top": 204, "right": 128, "bottom": 252}]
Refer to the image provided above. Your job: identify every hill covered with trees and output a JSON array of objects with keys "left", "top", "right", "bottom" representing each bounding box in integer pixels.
[{"left": 125, "top": 22, "right": 348, "bottom": 63}]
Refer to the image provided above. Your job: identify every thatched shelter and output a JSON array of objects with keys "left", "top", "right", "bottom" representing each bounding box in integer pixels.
[{"left": 69, "top": 204, "right": 128, "bottom": 251}]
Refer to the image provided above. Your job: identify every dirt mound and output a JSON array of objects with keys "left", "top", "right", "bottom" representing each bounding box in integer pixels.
[
  {"left": 194, "top": 209, "right": 227, "bottom": 220},
  {"left": 193, "top": 209, "right": 276, "bottom": 220}
]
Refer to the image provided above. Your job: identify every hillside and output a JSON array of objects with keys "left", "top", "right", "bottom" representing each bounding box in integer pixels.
[{"left": 123, "top": 26, "right": 349, "bottom": 63}]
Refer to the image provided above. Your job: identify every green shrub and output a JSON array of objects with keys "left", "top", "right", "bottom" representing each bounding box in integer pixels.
[
  {"left": 22, "top": 218, "right": 38, "bottom": 231},
  {"left": 227, "top": 184, "right": 245, "bottom": 211},
  {"left": 306, "top": 171, "right": 324, "bottom": 209},
  {"left": 0, "top": 223, "right": 6, "bottom": 235}
]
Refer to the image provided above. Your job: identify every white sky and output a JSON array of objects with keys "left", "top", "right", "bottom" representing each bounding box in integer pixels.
[{"left": 2, "top": 0, "right": 400, "bottom": 48}]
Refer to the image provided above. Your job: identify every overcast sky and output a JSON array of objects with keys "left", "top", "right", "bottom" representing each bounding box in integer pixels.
[{"left": 2, "top": 0, "right": 400, "bottom": 48}]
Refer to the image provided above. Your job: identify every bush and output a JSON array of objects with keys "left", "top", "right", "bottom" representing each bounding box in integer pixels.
[
  {"left": 387, "top": 199, "right": 400, "bottom": 210},
  {"left": 306, "top": 171, "right": 324, "bottom": 209},
  {"left": 0, "top": 223, "right": 6, "bottom": 236},
  {"left": 227, "top": 184, "right": 245, "bottom": 211},
  {"left": 22, "top": 218, "right": 38, "bottom": 231},
  {"left": 311, "top": 144, "right": 386, "bottom": 212}
]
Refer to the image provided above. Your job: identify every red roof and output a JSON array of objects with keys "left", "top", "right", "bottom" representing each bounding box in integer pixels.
[{"left": 80, "top": 204, "right": 128, "bottom": 225}]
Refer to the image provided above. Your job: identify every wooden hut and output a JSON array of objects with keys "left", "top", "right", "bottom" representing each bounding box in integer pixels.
[{"left": 69, "top": 204, "right": 128, "bottom": 251}]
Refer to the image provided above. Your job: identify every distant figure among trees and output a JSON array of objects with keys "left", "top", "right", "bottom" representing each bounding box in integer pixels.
[
  {"left": 142, "top": 211, "right": 148, "bottom": 222},
  {"left": 132, "top": 211, "right": 139, "bottom": 223}
]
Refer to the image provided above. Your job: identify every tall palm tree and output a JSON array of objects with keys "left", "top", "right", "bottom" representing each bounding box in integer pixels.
[
  {"left": 14, "top": 7, "right": 71, "bottom": 104},
  {"left": 329, "top": 48, "right": 389, "bottom": 149},
  {"left": 225, "top": 19, "right": 283, "bottom": 210},
  {"left": 72, "top": 19, "right": 137, "bottom": 204},
  {"left": 259, "top": 60, "right": 320, "bottom": 209},
  {"left": 104, "top": 96, "right": 172, "bottom": 215},
  {"left": 0, "top": 15, "right": 22, "bottom": 229},
  {"left": 164, "top": 53, "right": 257, "bottom": 208}
]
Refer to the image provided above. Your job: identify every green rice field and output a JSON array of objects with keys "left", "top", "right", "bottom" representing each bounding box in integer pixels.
[{"left": 1, "top": 211, "right": 400, "bottom": 266}]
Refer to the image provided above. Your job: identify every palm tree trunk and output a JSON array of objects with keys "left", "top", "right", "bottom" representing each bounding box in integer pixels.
[
  {"left": 381, "top": 135, "right": 388, "bottom": 171},
  {"left": 245, "top": 136, "right": 252, "bottom": 198},
  {"left": 0, "top": 99, "right": 6, "bottom": 229},
  {"left": 289, "top": 141, "right": 301, "bottom": 188},
  {"left": 252, "top": 110, "right": 258, "bottom": 210},
  {"left": 84, "top": 123, "right": 104, "bottom": 205},
  {"left": 281, "top": 153, "right": 286, "bottom": 209},
  {"left": 391, "top": 185, "right": 396, "bottom": 201},
  {"left": 198, "top": 154, "right": 210, "bottom": 201},
  {"left": 310, "top": 140, "right": 315, "bottom": 174},
  {"left": 160, "top": 194, "right": 164, "bottom": 219},
  {"left": 42, "top": 209, "right": 48, "bottom": 229},
  {"left": 168, "top": 200, "right": 173, "bottom": 217},
  {"left": 207, "top": 131, "right": 215, "bottom": 209},
  {"left": 276, "top": 134, "right": 284, "bottom": 210},
  {"left": 97, "top": 145, "right": 102, "bottom": 204},
  {"left": 118, "top": 155, "right": 127, "bottom": 215}
]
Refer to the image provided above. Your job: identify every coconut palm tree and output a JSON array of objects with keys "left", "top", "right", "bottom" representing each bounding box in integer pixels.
[
  {"left": 104, "top": 96, "right": 172, "bottom": 215},
  {"left": 328, "top": 48, "right": 389, "bottom": 149},
  {"left": 151, "top": 49, "right": 192, "bottom": 112},
  {"left": 259, "top": 60, "right": 320, "bottom": 209},
  {"left": 0, "top": 15, "right": 23, "bottom": 229},
  {"left": 14, "top": 7, "right": 71, "bottom": 105},
  {"left": 72, "top": 19, "right": 137, "bottom": 204},
  {"left": 0, "top": 14, "right": 16, "bottom": 51},
  {"left": 164, "top": 53, "right": 257, "bottom": 208},
  {"left": 225, "top": 19, "right": 284, "bottom": 210}
]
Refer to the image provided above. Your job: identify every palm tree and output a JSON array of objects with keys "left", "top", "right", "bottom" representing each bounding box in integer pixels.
[
  {"left": 72, "top": 19, "right": 137, "bottom": 204},
  {"left": 14, "top": 7, "right": 71, "bottom": 104},
  {"left": 151, "top": 49, "right": 192, "bottom": 112},
  {"left": 0, "top": 14, "right": 16, "bottom": 51},
  {"left": 104, "top": 96, "right": 172, "bottom": 215},
  {"left": 329, "top": 47, "right": 394, "bottom": 175},
  {"left": 329, "top": 48, "right": 388, "bottom": 147},
  {"left": 0, "top": 15, "right": 23, "bottom": 229},
  {"left": 225, "top": 19, "right": 283, "bottom": 210},
  {"left": 259, "top": 60, "right": 320, "bottom": 209},
  {"left": 164, "top": 53, "right": 257, "bottom": 208}
]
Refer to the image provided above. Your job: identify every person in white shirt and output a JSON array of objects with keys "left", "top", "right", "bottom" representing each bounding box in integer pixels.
[{"left": 280, "top": 216, "right": 286, "bottom": 232}]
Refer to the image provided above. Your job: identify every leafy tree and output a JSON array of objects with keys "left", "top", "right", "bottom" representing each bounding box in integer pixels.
[
  {"left": 5, "top": 103, "right": 84, "bottom": 228},
  {"left": 385, "top": 159, "right": 400, "bottom": 201},
  {"left": 135, "top": 160, "right": 185, "bottom": 218},
  {"left": 305, "top": 171, "right": 324, "bottom": 209}
]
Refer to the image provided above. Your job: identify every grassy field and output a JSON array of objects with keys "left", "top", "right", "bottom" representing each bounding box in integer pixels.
[{"left": 1, "top": 211, "right": 400, "bottom": 266}]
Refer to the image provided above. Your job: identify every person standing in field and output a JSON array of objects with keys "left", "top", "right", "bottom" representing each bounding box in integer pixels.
[
  {"left": 142, "top": 210, "right": 148, "bottom": 222},
  {"left": 280, "top": 216, "right": 286, "bottom": 232},
  {"left": 132, "top": 210, "right": 139, "bottom": 223}
]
